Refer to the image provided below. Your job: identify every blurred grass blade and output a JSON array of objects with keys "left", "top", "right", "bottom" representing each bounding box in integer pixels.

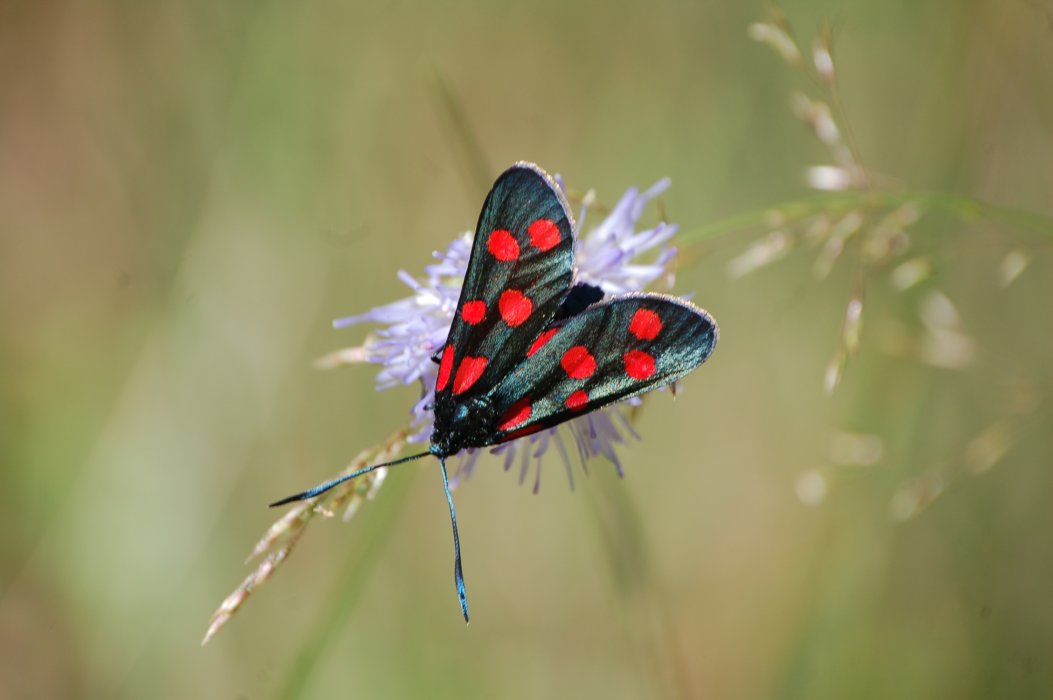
[
  {"left": 277, "top": 467, "right": 415, "bottom": 700},
  {"left": 431, "top": 70, "right": 493, "bottom": 195}
]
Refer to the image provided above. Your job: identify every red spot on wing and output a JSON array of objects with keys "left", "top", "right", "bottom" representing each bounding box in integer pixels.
[
  {"left": 629, "top": 308, "right": 662, "bottom": 340},
  {"left": 566, "top": 390, "right": 589, "bottom": 410},
  {"left": 499, "top": 289, "right": 533, "bottom": 327},
  {"left": 436, "top": 345, "right": 454, "bottom": 391},
  {"left": 453, "top": 356, "right": 488, "bottom": 394},
  {"left": 498, "top": 398, "right": 532, "bottom": 431},
  {"left": 527, "top": 218, "right": 561, "bottom": 251},
  {"left": 501, "top": 423, "right": 546, "bottom": 442},
  {"left": 461, "top": 300, "right": 486, "bottom": 325},
  {"left": 527, "top": 327, "right": 559, "bottom": 357},
  {"left": 624, "top": 350, "right": 656, "bottom": 380},
  {"left": 487, "top": 229, "right": 519, "bottom": 261},
  {"left": 561, "top": 345, "right": 596, "bottom": 379}
]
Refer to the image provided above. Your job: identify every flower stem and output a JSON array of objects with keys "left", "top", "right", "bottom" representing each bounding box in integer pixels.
[
  {"left": 583, "top": 471, "right": 695, "bottom": 700},
  {"left": 276, "top": 467, "right": 415, "bottom": 700},
  {"left": 679, "top": 191, "right": 1053, "bottom": 246}
]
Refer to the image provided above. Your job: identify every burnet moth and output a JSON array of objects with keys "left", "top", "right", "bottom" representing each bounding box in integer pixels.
[{"left": 271, "top": 162, "right": 718, "bottom": 622}]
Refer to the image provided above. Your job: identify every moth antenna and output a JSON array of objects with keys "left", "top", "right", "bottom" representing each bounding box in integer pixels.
[
  {"left": 268, "top": 451, "right": 432, "bottom": 507},
  {"left": 439, "top": 456, "right": 471, "bottom": 624}
]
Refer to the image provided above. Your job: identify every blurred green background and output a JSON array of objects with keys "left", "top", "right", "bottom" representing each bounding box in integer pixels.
[{"left": 2, "top": 0, "right": 1052, "bottom": 698}]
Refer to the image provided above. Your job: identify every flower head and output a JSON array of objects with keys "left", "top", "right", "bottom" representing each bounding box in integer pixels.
[{"left": 317, "top": 176, "right": 680, "bottom": 488}]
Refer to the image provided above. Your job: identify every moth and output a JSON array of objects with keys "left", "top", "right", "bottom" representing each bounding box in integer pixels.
[{"left": 272, "top": 162, "right": 718, "bottom": 622}]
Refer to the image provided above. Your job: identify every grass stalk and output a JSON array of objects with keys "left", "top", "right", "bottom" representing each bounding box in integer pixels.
[{"left": 679, "top": 191, "right": 1053, "bottom": 247}]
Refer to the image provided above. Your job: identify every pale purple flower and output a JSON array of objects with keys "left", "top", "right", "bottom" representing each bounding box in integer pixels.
[
  {"left": 316, "top": 177, "right": 679, "bottom": 489},
  {"left": 572, "top": 177, "right": 679, "bottom": 294}
]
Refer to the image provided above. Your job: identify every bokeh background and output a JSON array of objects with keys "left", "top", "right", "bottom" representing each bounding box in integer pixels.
[{"left": 2, "top": 1, "right": 1052, "bottom": 698}]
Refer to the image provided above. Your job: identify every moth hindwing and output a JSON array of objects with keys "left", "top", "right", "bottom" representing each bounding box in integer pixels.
[{"left": 431, "top": 162, "right": 717, "bottom": 457}]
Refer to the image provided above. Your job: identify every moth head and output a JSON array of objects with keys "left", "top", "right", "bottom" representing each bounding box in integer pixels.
[{"left": 432, "top": 395, "right": 496, "bottom": 457}]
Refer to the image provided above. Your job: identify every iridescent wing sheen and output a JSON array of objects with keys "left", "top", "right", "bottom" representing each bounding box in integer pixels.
[
  {"left": 486, "top": 295, "right": 718, "bottom": 441},
  {"left": 433, "top": 162, "right": 575, "bottom": 403}
]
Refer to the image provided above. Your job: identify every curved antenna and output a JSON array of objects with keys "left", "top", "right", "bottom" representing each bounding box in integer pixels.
[
  {"left": 268, "top": 451, "right": 432, "bottom": 507},
  {"left": 440, "top": 456, "right": 470, "bottom": 624}
]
